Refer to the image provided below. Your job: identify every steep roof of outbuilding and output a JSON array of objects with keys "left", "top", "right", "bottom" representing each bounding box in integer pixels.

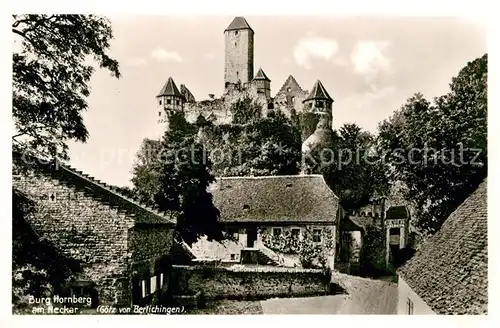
[
  {"left": 210, "top": 175, "right": 340, "bottom": 224},
  {"left": 253, "top": 68, "right": 271, "bottom": 81},
  {"left": 398, "top": 179, "right": 488, "bottom": 314},
  {"left": 13, "top": 150, "right": 178, "bottom": 226},
  {"left": 303, "top": 80, "right": 333, "bottom": 102},
  {"left": 157, "top": 77, "right": 185, "bottom": 99},
  {"left": 225, "top": 16, "right": 253, "bottom": 32}
]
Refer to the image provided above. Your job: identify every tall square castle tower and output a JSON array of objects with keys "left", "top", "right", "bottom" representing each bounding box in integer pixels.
[{"left": 224, "top": 17, "right": 254, "bottom": 88}]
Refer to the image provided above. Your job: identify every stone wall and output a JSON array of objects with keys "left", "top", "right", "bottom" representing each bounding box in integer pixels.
[
  {"left": 170, "top": 265, "right": 331, "bottom": 300},
  {"left": 13, "top": 170, "right": 174, "bottom": 307},
  {"left": 13, "top": 172, "right": 134, "bottom": 306}
]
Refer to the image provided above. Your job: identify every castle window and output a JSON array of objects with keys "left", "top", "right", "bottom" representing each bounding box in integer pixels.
[
  {"left": 159, "top": 100, "right": 162, "bottom": 105},
  {"left": 158, "top": 111, "right": 162, "bottom": 117},
  {"left": 291, "top": 96, "right": 295, "bottom": 104},
  {"left": 167, "top": 99, "right": 171, "bottom": 105},
  {"left": 176, "top": 100, "right": 180, "bottom": 105},
  {"left": 361, "top": 211, "right": 366, "bottom": 216},
  {"left": 316, "top": 101, "right": 324, "bottom": 108}
]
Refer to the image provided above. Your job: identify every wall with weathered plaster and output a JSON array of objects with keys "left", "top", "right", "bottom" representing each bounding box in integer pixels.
[{"left": 397, "top": 278, "right": 436, "bottom": 315}]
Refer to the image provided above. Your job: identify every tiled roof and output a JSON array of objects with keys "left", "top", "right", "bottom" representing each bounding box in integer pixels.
[
  {"left": 225, "top": 16, "right": 253, "bottom": 32},
  {"left": 13, "top": 150, "right": 178, "bottom": 226},
  {"left": 253, "top": 68, "right": 270, "bottom": 81},
  {"left": 385, "top": 205, "right": 409, "bottom": 220},
  {"left": 157, "top": 77, "right": 184, "bottom": 98},
  {"left": 303, "top": 80, "right": 333, "bottom": 102},
  {"left": 398, "top": 179, "right": 488, "bottom": 314},
  {"left": 210, "top": 175, "right": 340, "bottom": 223}
]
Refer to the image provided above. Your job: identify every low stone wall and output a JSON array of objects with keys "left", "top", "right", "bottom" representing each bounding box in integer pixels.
[{"left": 170, "top": 265, "right": 331, "bottom": 300}]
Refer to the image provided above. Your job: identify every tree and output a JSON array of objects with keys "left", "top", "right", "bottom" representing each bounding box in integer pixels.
[
  {"left": 378, "top": 54, "right": 487, "bottom": 234},
  {"left": 305, "top": 123, "right": 390, "bottom": 212},
  {"left": 12, "top": 14, "right": 120, "bottom": 160},
  {"left": 132, "top": 112, "right": 223, "bottom": 245},
  {"left": 230, "top": 96, "right": 263, "bottom": 124},
  {"left": 210, "top": 110, "right": 302, "bottom": 176}
]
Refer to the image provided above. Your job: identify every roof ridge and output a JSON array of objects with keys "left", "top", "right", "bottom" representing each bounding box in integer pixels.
[{"left": 53, "top": 158, "right": 177, "bottom": 224}]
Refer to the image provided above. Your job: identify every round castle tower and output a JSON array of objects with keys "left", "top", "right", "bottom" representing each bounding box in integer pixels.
[{"left": 301, "top": 80, "right": 334, "bottom": 155}]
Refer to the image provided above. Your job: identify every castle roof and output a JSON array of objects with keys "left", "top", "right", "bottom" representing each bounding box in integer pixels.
[
  {"left": 398, "top": 179, "right": 487, "bottom": 314},
  {"left": 278, "top": 75, "right": 305, "bottom": 94},
  {"left": 225, "top": 16, "right": 253, "bottom": 32},
  {"left": 303, "top": 80, "right": 333, "bottom": 102},
  {"left": 209, "top": 175, "right": 340, "bottom": 224},
  {"left": 13, "top": 149, "right": 178, "bottom": 227},
  {"left": 253, "top": 68, "right": 270, "bottom": 81},
  {"left": 157, "top": 77, "right": 184, "bottom": 98}
]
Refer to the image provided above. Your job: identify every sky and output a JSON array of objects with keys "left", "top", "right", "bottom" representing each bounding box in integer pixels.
[{"left": 66, "top": 15, "right": 486, "bottom": 188}]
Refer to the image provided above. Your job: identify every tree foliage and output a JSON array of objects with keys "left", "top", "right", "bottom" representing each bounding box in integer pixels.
[
  {"left": 378, "top": 54, "right": 487, "bottom": 234},
  {"left": 132, "top": 112, "right": 223, "bottom": 245},
  {"left": 230, "top": 96, "right": 263, "bottom": 124},
  {"left": 304, "top": 123, "right": 390, "bottom": 212},
  {"left": 210, "top": 110, "right": 302, "bottom": 176},
  {"left": 12, "top": 14, "right": 120, "bottom": 159}
]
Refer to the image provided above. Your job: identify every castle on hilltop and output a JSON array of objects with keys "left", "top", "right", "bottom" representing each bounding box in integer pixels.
[{"left": 155, "top": 16, "right": 335, "bottom": 154}]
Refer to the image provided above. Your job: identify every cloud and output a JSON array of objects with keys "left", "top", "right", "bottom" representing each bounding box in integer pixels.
[
  {"left": 126, "top": 58, "right": 147, "bottom": 67},
  {"left": 151, "top": 48, "right": 183, "bottom": 62},
  {"left": 293, "top": 37, "right": 340, "bottom": 69},
  {"left": 351, "top": 41, "right": 391, "bottom": 83}
]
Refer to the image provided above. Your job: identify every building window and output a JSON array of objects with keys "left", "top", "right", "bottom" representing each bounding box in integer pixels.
[
  {"left": 313, "top": 229, "right": 322, "bottom": 243},
  {"left": 230, "top": 254, "right": 237, "bottom": 260},
  {"left": 291, "top": 96, "right": 295, "bottom": 104},
  {"left": 235, "top": 31, "right": 238, "bottom": 35},
  {"left": 141, "top": 280, "right": 147, "bottom": 298},
  {"left": 150, "top": 276, "right": 157, "bottom": 294},
  {"left": 228, "top": 227, "right": 239, "bottom": 239},
  {"left": 406, "top": 298, "right": 414, "bottom": 315},
  {"left": 176, "top": 100, "right": 180, "bottom": 105},
  {"left": 273, "top": 228, "right": 282, "bottom": 237},
  {"left": 158, "top": 111, "right": 162, "bottom": 117},
  {"left": 235, "top": 42, "right": 237, "bottom": 47},
  {"left": 287, "top": 87, "right": 292, "bottom": 92},
  {"left": 291, "top": 228, "right": 300, "bottom": 240},
  {"left": 159, "top": 100, "right": 162, "bottom": 105},
  {"left": 159, "top": 273, "right": 164, "bottom": 288},
  {"left": 167, "top": 99, "right": 171, "bottom": 105}
]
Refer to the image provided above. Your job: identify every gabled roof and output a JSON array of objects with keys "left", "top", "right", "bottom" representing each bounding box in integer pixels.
[
  {"left": 225, "top": 16, "right": 253, "bottom": 32},
  {"left": 157, "top": 77, "right": 184, "bottom": 98},
  {"left": 303, "top": 80, "right": 333, "bottom": 102},
  {"left": 278, "top": 75, "right": 305, "bottom": 94},
  {"left": 253, "top": 68, "right": 270, "bottom": 81},
  {"left": 210, "top": 175, "right": 340, "bottom": 224},
  {"left": 398, "top": 179, "right": 488, "bottom": 314},
  {"left": 13, "top": 150, "right": 178, "bottom": 226},
  {"left": 386, "top": 205, "right": 409, "bottom": 220}
]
